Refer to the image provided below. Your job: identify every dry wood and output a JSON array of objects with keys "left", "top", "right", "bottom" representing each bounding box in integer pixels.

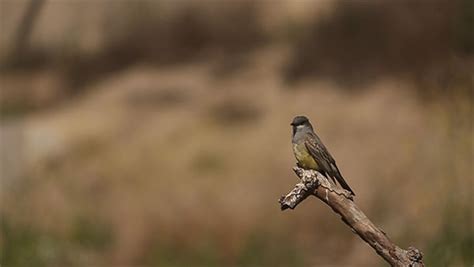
[{"left": 279, "top": 167, "right": 424, "bottom": 267}]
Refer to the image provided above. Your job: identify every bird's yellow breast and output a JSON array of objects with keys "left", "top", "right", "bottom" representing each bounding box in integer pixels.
[{"left": 293, "top": 143, "right": 319, "bottom": 169}]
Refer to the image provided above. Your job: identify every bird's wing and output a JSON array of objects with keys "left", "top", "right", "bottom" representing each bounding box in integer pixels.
[
  {"left": 304, "top": 132, "right": 355, "bottom": 195},
  {"left": 304, "top": 132, "right": 335, "bottom": 174}
]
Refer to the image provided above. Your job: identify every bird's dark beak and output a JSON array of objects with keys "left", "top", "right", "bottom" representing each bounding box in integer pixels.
[{"left": 290, "top": 122, "right": 295, "bottom": 126}]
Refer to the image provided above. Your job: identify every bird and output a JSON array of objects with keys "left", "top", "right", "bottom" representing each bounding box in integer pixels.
[{"left": 291, "top": 115, "right": 355, "bottom": 196}]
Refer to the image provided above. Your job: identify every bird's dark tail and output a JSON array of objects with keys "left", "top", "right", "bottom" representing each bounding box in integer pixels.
[
  {"left": 335, "top": 173, "right": 355, "bottom": 196},
  {"left": 330, "top": 166, "right": 355, "bottom": 196}
]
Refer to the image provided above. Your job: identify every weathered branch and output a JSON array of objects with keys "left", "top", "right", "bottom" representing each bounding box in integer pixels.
[{"left": 279, "top": 167, "right": 424, "bottom": 267}]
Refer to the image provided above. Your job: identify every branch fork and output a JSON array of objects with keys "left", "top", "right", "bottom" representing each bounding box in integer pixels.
[{"left": 279, "top": 166, "right": 424, "bottom": 267}]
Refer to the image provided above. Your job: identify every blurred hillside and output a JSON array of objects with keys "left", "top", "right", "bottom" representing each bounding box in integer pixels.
[{"left": 0, "top": 1, "right": 473, "bottom": 266}]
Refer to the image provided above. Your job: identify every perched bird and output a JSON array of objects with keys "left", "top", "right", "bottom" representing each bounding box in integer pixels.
[{"left": 291, "top": 115, "right": 355, "bottom": 196}]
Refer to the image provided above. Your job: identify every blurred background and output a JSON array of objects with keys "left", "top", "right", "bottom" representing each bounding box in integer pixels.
[{"left": 0, "top": 0, "right": 472, "bottom": 266}]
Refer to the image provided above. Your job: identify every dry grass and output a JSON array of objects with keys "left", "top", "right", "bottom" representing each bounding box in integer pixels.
[
  {"left": 1, "top": 47, "right": 472, "bottom": 266},
  {"left": 0, "top": 1, "right": 472, "bottom": 266}
]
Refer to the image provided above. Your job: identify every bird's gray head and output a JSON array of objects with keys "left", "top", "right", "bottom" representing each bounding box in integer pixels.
[{"left": 291, "top": 115, "right": 313, "bottom": 133}]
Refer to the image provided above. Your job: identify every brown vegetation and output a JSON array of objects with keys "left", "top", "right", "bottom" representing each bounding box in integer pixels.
[{"left": 0, "top": 1, "right": 472, "bottom": 266}]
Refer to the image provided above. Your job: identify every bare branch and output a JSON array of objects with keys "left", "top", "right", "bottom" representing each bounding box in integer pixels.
[{"left": 279, "top": 167, "right": 424, "bottom": 267}]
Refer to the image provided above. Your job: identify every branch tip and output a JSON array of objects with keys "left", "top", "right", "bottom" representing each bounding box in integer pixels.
[{"left": 278, "top": 165, "right": 424, "bottom": 267}]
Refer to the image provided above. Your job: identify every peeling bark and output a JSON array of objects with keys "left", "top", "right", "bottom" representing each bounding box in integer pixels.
[{"left": 279, "top": 167, "right": 424, "bottom": 267}]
